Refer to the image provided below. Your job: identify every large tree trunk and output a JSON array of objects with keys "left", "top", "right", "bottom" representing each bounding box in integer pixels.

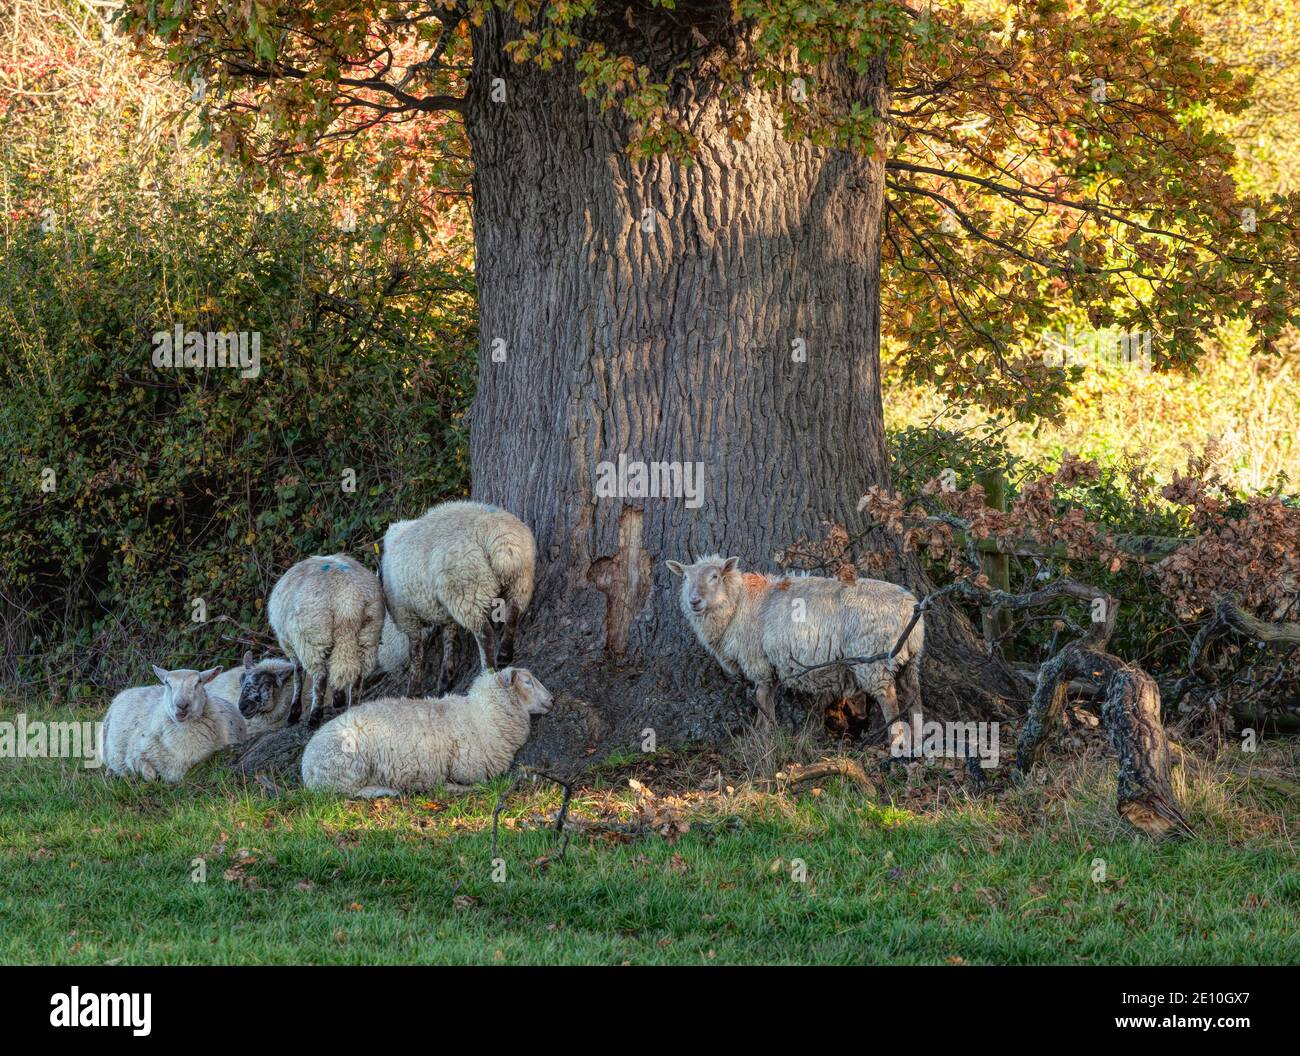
[{"left": 464, "top": 11, "right": 1017, "bottom": 772}]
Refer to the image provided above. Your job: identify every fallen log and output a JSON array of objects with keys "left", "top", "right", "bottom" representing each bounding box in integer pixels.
[
  {"left": 1215, "top": 595, "right": 1300, "bottom": 644},
  {"left": 1173, "top": 594, "right": 1300, "bottom": 732},
  {"left": 1010, "top": 661, "right": 1099, "bottom": 698}
]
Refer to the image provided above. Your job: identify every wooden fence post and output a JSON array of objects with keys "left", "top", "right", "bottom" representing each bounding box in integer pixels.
[{"left": 974, "top": 466, "right": 1013, "bottom": 644}]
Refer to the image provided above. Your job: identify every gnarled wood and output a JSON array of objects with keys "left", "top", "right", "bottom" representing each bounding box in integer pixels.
[
  {"left": 1017, "top": 643, "right": 1193, "bottom": 838},
  {"left": 1215, "top": 594, "right": 1300, "bottom": 644}
]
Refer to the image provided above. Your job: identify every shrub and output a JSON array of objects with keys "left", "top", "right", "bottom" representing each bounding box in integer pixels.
[{"left": 0, "top": 158, "right": 475, "bottom": 702}]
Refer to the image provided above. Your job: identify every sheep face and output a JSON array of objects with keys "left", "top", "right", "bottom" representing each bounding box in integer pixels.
[
  {"left": 665, "top": 556, "right": 740, "bottom": 615},
  {"left": 499, "top": 668, "right": 552, "bottom": 715},
  {"left": 236, "top": 652, "right": 293, "bottom": 718},
  {"left": 151, "top": 666, "right": 221, "bottom": 722}
]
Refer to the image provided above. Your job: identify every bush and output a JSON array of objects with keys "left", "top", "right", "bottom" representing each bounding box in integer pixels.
[{"left": 0, "top": 157, "right": 475, "bottom": 702}]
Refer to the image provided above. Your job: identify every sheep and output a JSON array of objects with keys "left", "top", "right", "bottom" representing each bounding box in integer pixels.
[
  {"left": 206, "top": 615, "right": 408, "bottom": 743},
  {"left": 213, "top": 647, "right": 301, "bottom": 738},
  {"left": 381, "top": 501, "right": 536, "bottom": 694},
  {"left": 666, "top": 555, "right": 924, "bottom": 729},
  {"left": 376, "top": 611, "right": 411, "bottom": 677},
  {"left": 102, "top": 666, "right": 247, "bottom": 782},
  {"left": 300, "top": 667, "right": 552, "bottom": 797},
  {"left": 268, "top": 553, "right": 385, "bottom": 728},
  {"left": 207, "top": 652, "right": 300, "bottom": 738}
]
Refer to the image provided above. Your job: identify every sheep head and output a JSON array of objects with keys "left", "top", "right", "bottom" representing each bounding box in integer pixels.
[
  {"left": 666, "top": 555, "right": 741, "bottom": 616},
  {"left": 151, "top": 665, "right": 221, "bottom": 722},
  {"left": 497, "top": 667, "right": 552, "bottom": 715},
  {"left": 237, "top": 653, "right": 294, "bottom": 718}
]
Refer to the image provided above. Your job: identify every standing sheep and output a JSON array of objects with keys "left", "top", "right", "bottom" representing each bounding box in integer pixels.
[
  {"left": 215, "top": 615, "right": 409, "bottom": 743},
  {"left": 102, "top": 666, "right": 247, "bottom": 782},
  {"left": 300, "top": 667, "right": 552, "bottom": 797},
  {"left": 268, "top": 553, "right": 385, "bottom": 728},
  {"left": 666, "top": 555, "right": 924, "bottom": 728},
  {"left": 381, "top": 501, "right": 536, "bottom": 694}
]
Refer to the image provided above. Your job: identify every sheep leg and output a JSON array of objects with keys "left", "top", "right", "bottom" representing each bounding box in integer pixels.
[
  {"left": 436, "top": 625, "right": 457, "bottom": 696},
  {"left": 754, "top": 681, "right": 777, "bottom": 726},
  {"left": 877, "top": 681, "right": 910, "bottom": 758},
  {"left": 496, "top": 603, "right": 517, "bottom": 667},
  {"left": 474, "top": 622, "right": 499, "bottom": 674},
  {"left": 408, "top": 632, "right": 426, "bottom": 696},
  {"left": 307, "top": 673, "right": 331, "bottom": 730},
  {"left": 898, "top": 657, "right": 924, "bottom": 726},
  {"left": 287, "top": 661, "right": 304, "bottom": 725},
  {"left": 355, "top": 786, "right": 402, "bottom": 799}
]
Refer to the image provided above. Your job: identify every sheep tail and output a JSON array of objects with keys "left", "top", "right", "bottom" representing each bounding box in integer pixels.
[{"left": 486, "top": 525, "right": 536, "bottom": 612}]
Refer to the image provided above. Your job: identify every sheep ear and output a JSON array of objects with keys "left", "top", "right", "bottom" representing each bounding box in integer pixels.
[
  {"left": 496, "top": 668, "right": 517, "bottom": 689},
  {"left": 665, "top": 560, "right": 685, "bottom": 576},
  {"left": 243, "top": 650, "right": 254, "bottom": 673},
  {"left": 151, "top": 665, "right": 170, "bottom": 684},
  {"left": 198, "top": 667, "right": 222, "bottom": 685},
  {"left": 722, "top": 556, "right": 740, "bottom": 573}
]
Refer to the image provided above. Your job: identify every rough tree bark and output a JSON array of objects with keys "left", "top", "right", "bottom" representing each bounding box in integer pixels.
[{"left": 463, "top": 10, "right": 1019, "bottom": 772}]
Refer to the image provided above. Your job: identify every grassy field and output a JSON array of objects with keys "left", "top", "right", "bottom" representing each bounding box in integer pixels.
[{"left": 2, "top": 709, "right": 1297, "bottom": 965}]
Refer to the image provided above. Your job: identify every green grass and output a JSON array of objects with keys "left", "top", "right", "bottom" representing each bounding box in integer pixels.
[{"left": 2, "top": 710, "right": 1298, "bottom": 965}]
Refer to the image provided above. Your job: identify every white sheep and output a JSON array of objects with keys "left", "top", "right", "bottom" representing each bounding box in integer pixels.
[
  {"left": 102, "top": 666, "right": 247, "bottom": 782},
  {"left": 268, "top": 553, "right": 385, "bottom": 728},
  {"left": 666, "top": 555, "right": 924, "bottom": 728},
  {"left": 376, "top": 611, "right": 411, "bottom": 677},
  {"left": 381, "top": 501, "right": 536, "bottom": 694},
  {"left": 300, "top": 667, "right": 552, "bottom": 797}
]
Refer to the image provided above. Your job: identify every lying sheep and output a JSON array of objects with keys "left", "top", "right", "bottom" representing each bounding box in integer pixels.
[
  {"left": 210, "top": 652, "right": 300, "bottom": 738},
  {"left": 381, "top": 501, "right": 536, "bottom": 694},
  {"left": 102, "top": 666, "right": 247, "bottom": 782},
  {"left": 666, "top": 555, "right": 924, "bottom": 728},
  {"left": 300, "top": 667, "right": 552, "bottom": 797},
  {"left": 268, "top": 553, "right": 385, "bottom": 728}
]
